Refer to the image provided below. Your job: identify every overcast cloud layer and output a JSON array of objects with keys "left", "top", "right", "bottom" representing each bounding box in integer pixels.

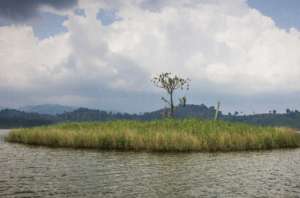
[{"left": 0, "top": 0, "right": 300, "bottom": 114}]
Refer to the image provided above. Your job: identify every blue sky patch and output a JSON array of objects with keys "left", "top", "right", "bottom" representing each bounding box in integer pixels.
[
  {"left": 27, "top": 13, "right": 68, "bottom": 40},
  {"left": 248, "top": 0, "right": 300, "bottom": 32},
  {"left": 96, "top": 8, "right": 122, "bottom": 26},
  {"left": 0, "top": 12, "right": 68, "bottom": 40},
  {"left": 75, "top": 8, "right": 86, "bottom": 17}
]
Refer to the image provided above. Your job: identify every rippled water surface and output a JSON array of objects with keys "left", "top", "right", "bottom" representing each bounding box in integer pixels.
[{"left": 1, "top": 129, "right": 300, "bottom": 197}]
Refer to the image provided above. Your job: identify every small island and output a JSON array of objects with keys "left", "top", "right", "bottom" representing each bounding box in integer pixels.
[
  {"left": 4, "top": 118, "right": 300, "bottom": 151},
  {"left": 4, "top": 73, "right": 300, "bottom": 151}
]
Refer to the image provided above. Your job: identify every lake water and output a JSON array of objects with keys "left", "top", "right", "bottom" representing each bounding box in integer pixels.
[{"left": 1, "top": 129, "right": 300, "bottom": 197}]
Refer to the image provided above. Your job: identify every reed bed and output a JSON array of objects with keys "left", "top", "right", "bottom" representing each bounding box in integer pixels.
[{"left": 4, "top": 118, "right": 300, "bottom": 151}]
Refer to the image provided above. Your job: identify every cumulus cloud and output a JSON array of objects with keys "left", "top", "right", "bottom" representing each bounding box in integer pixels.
[
  {"left": 0, "top": 0, "right": 300, "bottom": 113},
  {"left": 0, "top": 0, "right": 78, "bottom": 23}
]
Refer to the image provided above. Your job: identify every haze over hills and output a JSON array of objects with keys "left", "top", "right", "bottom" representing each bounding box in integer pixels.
[
  {"left": 17, "top": 104, "right": 79, "bottom": 115},
  {"left": 16, "top": 104, "right": 126, "bottom": 116},
  {"left": 0, "top": 106, "right": 7, "bottom": 110}
]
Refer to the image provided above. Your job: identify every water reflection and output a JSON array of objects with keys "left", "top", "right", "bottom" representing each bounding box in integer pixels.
[{"left": 1, "top": 129, "right": 300, "bottom": 197}]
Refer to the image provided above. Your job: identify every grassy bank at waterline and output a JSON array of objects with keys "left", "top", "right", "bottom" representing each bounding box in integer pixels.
[{"left": 4, "top": 118, "right": 300, "bottom": 151}]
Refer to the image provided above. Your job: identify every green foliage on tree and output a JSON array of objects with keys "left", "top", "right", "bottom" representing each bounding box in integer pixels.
[{"left": 151, "top": 72, "right": 191, "bottom": 119}]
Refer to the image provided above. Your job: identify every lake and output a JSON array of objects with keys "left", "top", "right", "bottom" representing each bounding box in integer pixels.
[{"left": 1, "top": 129, "right": 300, "bottom": 197}]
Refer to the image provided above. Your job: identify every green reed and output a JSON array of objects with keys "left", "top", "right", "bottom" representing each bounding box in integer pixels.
[{"left": 4, "top": 118, "right": 300, "bottom": 151}]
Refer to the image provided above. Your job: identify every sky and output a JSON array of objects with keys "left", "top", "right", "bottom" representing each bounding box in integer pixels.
[{"left": 0, "top": 0, "right": 300, "bottom": 115}]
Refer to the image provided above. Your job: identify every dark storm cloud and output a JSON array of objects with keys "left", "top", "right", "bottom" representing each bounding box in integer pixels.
[{"left": 0, "top": 0, "right": 78, "bottom": 23}]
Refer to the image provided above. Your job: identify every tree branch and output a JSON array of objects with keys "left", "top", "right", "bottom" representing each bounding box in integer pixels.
[
  {"left": 173, "top": 101, "right": 184, "bottom": 112},
  {"left": 161, "top": 97, "right": 171, "bottom": 105},
  {"left": 155, "top": 85, "right": 165, "bottom": 89}
]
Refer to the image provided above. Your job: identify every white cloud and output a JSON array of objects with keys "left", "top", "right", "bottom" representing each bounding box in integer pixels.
[{"left": 0, "top": 0, "right": 300, "bottom": 112}]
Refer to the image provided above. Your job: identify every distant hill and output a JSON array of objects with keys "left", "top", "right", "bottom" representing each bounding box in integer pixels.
[
  {"left": 50, "top": 104, "right": 221, "bottom": 123},
  {"left": 0, "top": 108, "right": 51, "bottom": 118},
  {"left": 222, "top": 111, "right": 300, "bottom": 129},
  {"left": 0, "top": 104, "right": 218, "bottom": 128},
  {"left": 139, "top": 104, "right": 222, "bottom": 120},
  {"left": 18, "top": 104, "right": 80, "bottom": 115},
  {"left": 0, "top": 109, "right": 52, "bottom": 129},
  {"left": 17, "top": 104, "right": 126, "bottom": 116},
  {"left": 0, "top": 106, "right": 7, "bottom": 110},
  {"left": 106, "top": 109, "right": 126, "bottom": 115},
  {"left": 1, "top": 104, "right": 299, "bottom": 129}
]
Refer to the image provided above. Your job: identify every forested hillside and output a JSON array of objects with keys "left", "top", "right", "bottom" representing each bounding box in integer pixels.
[
  {"left": 0, "top": 104, "right": 299, "bottom": 129},
  {"left": 17, "top": 104, "right": 79, "bottom": 115}
]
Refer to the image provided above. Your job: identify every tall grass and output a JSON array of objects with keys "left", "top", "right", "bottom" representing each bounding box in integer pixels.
[{"left": 4, "top": 118, "right": 300, "bottom": 151}]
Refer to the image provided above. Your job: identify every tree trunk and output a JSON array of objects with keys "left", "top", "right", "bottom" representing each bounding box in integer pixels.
[{"left": 170, "top": 91, "right": 174, "bottom": 118}]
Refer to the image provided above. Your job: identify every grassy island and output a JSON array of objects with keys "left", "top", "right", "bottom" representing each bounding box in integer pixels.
[{"left": 4, "top": 118, "right": 300, "bottom": 151}]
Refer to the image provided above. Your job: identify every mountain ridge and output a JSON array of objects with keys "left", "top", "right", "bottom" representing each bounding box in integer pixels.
[
  {"left": 17, "top": 104, "right": 79, "bottom": 115},
  {"left": 1, "top": 104, "right": 299, "bottom": 129},
  {"left": 16, "top": 104, "right": 126, "bottom": 116}
]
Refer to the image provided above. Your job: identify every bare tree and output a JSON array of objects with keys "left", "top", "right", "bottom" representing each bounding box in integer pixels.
[{"left": 151, "top": 72, "right": 191, "bottom": 119}]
